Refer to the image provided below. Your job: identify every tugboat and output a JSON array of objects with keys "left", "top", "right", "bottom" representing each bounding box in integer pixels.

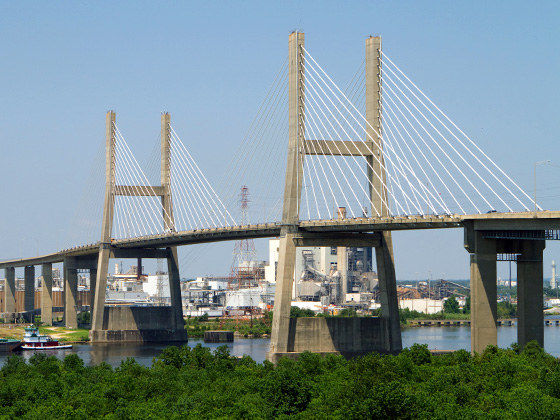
[
  {"left": 0, "top": 338, "right": 21, "bottom": 352},
  {"left": 21, "top": 327, "right": 72, "bottom": 350}
]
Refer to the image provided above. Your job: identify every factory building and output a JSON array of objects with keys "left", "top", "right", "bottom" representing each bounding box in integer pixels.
[{"left": 266, "top": 238, "right": 378, "bottom": 307}]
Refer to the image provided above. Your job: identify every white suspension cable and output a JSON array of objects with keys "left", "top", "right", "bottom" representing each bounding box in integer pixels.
[
  {"left": 381, "top": 102, "right": 445, "bottom": 214},
  {"left": 114, "top": 139, "right": 154, "bottom": 235},
  {"left": 170, "top": 127, "right": 236, "bottom": 226},
  {"left": 169, "top": 138, "right": 210, "bottom": 229},
  {"left": 381, "top": 80, "right": 480, "bottom": 213},
  {"left": 382, "top": 68, "right": 497, "bottom": 212},
  {"left": 304, "top": 52, "right": 421, "bottom": 215},
  {"left": 303, "top": 47, "right": 452, "bottom": 216},
  {"left": 169, "top": 134, "right": 217, "bottom": 228},
  {"left": 303, "top": 95, "right": 358, "bottom": 217},
  {"left": 168, "top": 140, "right": 199, "bottom": 230},
  {"left": 303, "top": 127, "right": 337, "bottom": 219},
  {"left": 381, "top": 95, "right": 455, "bottom": 215},
  {"left": 381, "top": 52, "right": 533, "bottom": 211},
  {"left": 114, "top": 127, "right": 165, "bottom": 234}
]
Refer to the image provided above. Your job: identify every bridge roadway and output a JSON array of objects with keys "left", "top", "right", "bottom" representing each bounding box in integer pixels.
[{"left": 2, "top": 210, "right": 560, "bottom": 269}]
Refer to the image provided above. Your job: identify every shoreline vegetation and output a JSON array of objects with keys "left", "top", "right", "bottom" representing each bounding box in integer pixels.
[
  {"left": 183, "top": 296, "right": 526, "bottom": 337},
  {"left": 0, "top": 341, "right": 559, "bottom": 418}
]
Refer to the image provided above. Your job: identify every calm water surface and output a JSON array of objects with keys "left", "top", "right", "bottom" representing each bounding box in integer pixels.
[
  {"left": 4, "top": 323, "right": 560, "bottom": 367},
  {"left": 1, "top": 338, "right": 271, "bottom": 367}
]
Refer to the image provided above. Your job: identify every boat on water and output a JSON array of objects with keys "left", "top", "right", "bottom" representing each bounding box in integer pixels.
[
  {"left": 21, "top": 327, "right": 72, "bottom": 350},
  {"left": 0, "top": 338, "right": 21, "bottom": 352}
]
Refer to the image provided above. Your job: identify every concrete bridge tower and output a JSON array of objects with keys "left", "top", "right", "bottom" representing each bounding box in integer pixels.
[
  {"left": 90, "top": 111, "right": 186, "bottom": 342},
  {"left": 267, "top": 32, "right": 401, "bottom": 363}
]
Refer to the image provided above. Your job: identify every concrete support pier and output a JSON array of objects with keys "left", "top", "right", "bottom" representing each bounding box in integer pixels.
[
  {"left": 41, "top": 263, "right": 53, "bottom": 325},
  {"left": 470, "top": 232, "right": 497, "bottom": 354},
  {"left": 375, "top": 231, "right": 402, "bottom": 353},
  {"left": 465, "top": 219, "right": 549, "bottom": 354},
  {"left": 4, "top": 267, "right": 15, "bottom": 314},
  {"left": 64, "top": 258, "right": 78, "bottom": 329},
  {"left": 269, "top": 232, "right": 298, "bottom": 356},
  {"left": 24, "top": 266, "right": 35, "bottom": 314},
  {"left": 517, "top": 240, "right": 545, "bottom": 348},
  {"left": 167, "top": 247, "right": 185, "bottom": 331},
  {"left": 89, "top": 268, "right": 97, "bottom": 315}
]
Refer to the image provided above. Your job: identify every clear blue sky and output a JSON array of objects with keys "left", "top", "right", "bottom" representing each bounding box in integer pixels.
[{"left": 1, "top": 1, "right": 559, "bottom": 281}]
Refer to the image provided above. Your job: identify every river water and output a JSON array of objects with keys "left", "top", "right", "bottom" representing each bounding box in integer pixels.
[{"left": 3, "top": 324, "right": 560, "bottom": 367}]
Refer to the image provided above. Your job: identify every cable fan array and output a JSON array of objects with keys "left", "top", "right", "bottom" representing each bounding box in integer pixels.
[
  {"left": 63, "top": 43, "right": 538, "bottom": 252},
  {"left": 111, "top": 123, "right": 236, "bottom": 240},
  {"left": 298, "top": 47, "right": 534, "bottom": 220},
  {"left": 168, "top": 126, "right": 236, "bottom": 231},
  {"left": 112, "top": 124, "right": 169, "bottom": 239}
]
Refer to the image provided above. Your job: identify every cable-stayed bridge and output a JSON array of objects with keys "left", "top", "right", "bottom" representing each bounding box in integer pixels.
[{"left": 1, "top": 32, "right": 559, "bottom": 360}]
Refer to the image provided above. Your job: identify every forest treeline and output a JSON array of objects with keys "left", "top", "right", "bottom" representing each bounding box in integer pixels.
[{"left": 1, "top": 341, "right": 560, "bottom": 419}]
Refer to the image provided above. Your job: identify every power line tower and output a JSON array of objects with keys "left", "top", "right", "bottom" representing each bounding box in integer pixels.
[{"left": 229, "top": 186, "right": 259, "bottom": 289}]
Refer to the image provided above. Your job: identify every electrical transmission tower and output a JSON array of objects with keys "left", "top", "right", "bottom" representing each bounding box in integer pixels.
[{"left": 229, "top": 186, "right": 260, "bottom": 289}]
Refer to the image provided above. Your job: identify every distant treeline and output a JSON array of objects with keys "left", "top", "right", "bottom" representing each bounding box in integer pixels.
[{"left": 1, "top": 341, "right": 560, "bottom": 418}]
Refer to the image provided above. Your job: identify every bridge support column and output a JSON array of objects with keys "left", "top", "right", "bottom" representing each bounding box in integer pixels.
[
  {"left": 167, "top": 247, "right": 184, "bottom": 330},
  {"left": 375, "top": 231, "right": 402, "bottom": 353},
  {"left": 24, "top": 266, "right": 35, "bottom": 318},
  {"left": 41, "top": 263, "right": 53, "bottom": 326},
  {"left": 517, "top": 240, "right": 545, "bottom": 349},
  {"left": 92, "top": 247, "right": 110, "bottom": 335},
  {"left": 64, "top": 257, "right": 78, "bottom": 329},
  {"left": 4, "top": 267, "right": 15, "bottom": 314},
  {"left": 89, "top": 268, "right": 96, "bottom": 315},
  {"left": 471, "top": 232, "right": 497, "bottom": 354},
  {"left": 268, "top": 231, "right": 297, "bottom": 357}
]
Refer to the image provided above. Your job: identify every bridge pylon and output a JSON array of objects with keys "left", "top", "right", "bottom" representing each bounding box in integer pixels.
[
  {"left": 267, "top": 32, "right": 401, "bottom": 363},
  {"left": 90, "top": 111, "right": 187, "bottom": 343}
]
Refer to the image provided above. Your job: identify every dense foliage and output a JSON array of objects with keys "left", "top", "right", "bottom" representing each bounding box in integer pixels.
[
  {"left": 497, "top": 285, "right": 517, "bottom": 299},
  {"left": 497, "top": 301, "right": 517, "bottom": 319},
  {"left": 185, "top": 308, "right": 363, "bottom": 338},
  {"left": 184, "top": 312, "right": 273, "bottom": 338},
  {"left": 443, "top": 294, "right": 460, "bottom": 313},
  {"left": 1, "top": 341, "right": 560, "bottom": 419},
  {"left": 544, "top": 287, "right": 559, "bottom": 299}
]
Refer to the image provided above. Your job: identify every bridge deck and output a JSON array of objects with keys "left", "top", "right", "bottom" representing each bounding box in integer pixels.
[{"left": 2, "top": 211, "right": 560, "bottom": 269}]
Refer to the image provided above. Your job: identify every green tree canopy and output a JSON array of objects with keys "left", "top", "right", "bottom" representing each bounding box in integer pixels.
[{"left": 444, "top": 294, "right": 460, "bottom": 313}]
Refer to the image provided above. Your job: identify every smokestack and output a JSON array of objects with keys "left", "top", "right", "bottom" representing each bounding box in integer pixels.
[{"left": 552, "top": 260, "right": 557, "bottom": 289}]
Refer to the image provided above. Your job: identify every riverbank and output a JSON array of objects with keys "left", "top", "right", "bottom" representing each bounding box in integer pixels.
[{"left": 0, "top": 325, "right": 90, "bottom": 343}]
